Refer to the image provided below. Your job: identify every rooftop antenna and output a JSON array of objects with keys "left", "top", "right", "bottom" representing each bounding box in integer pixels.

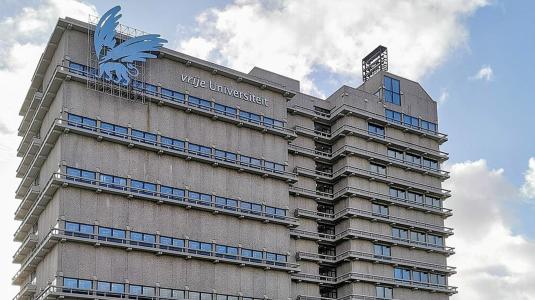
[{"left": 362, "top": 45, "right": 388, "bottom": 82}]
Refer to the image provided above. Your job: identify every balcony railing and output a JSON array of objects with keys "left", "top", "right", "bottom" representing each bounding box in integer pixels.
[
  {"left": 294, "top": 208, "right": 453, "bottom": 235},
  {"left": 289, "top": 185, "right": 451, "bottom": 217},
  {"left": 292, "top": 271, "right": 457, "bottom": 294},
  {"left": 13, "top": 225, "right": 299, "bottom": 285},
  {"left": 296, "top": 250, "right": 456, "bottom": 274},
  {"left": 294, "top": 166, "right": 450, "bottom": 198},
  {"left": 293, "top": 124, "right": 448, "bottom": 161},
  {"left": 290, "top": 228, "right": 454, "bottom": 255}
]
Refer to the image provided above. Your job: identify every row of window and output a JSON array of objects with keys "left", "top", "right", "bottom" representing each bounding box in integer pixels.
[
  {"left": 68, "top": 62, "right": 286, "bottom": 130},
  {"left": 389, "top": 187, "right": 442, "bottom": 209},
  {"left": 385, "top": 109, "right": 438, "bottom": 133},
  {"left": 394, "top": 267, "right": 447, "bottom": 286},
  {"left": 387, "top": 148, "right": 439, "bottom": 170},
  {"left": 392, "top": 227, "right": 444, "bottom": 247},
  {"left": 65, "top": 167, "right": 287, "bottom": 219},
  {"left": 66, "top": 113, "right": 286, "bottom": 173},
  {"left": 64, "top": 221, "right": 288, "bottom": 265},
  {"left": 62, "top": 277, "right": 260, "bottom": 300}
]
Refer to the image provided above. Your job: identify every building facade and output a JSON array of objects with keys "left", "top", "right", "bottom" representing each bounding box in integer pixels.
[{"left": 12, "top": 15, "right": 455, "bottom": 300}]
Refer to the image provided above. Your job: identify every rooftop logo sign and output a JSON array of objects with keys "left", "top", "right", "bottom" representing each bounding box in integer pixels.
[{"left": 94, "top": 6, "right": 167, "bottom": 85}]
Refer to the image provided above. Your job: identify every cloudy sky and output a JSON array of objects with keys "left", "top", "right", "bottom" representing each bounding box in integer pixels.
[{"left": 0, "top": 0, "right": 534, "bottom": 299}]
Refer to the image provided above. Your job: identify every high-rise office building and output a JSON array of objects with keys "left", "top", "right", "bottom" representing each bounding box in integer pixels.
[{"left": 12, "top": 12, "right": 455, "bottom": 300}]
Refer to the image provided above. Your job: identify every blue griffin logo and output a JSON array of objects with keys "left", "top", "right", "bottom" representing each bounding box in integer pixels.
[{"left": 94, "top": 6, "right": 167, "bottom": 85}]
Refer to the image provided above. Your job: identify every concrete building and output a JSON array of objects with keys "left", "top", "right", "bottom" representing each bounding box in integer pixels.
[{"left": 12, "top": 14, "right": 456, "bottom": 300}]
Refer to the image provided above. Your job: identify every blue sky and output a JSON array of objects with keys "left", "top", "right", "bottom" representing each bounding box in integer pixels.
[
  {"left": 75, "top": 0, "right": 535, "bottom": 235},
  {"left": 0, "top": 1, "right": 534, "bottom": 299}
]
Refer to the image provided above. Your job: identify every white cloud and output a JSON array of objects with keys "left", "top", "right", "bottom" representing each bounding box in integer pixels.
[
  {"left": 438, "top": 89, "right": 449, "bottom": 106},
  {"left": 0, "top": 0, "right": 96, "bottom": 298},
  {"left": 177, "top": 0, "right": 488, "bottom": 96},
  {"left": 521, "top": 157, "right": 535, "bottom": 198},
  {"left": 470, "top": 65, "right": 493, "bottom": 81},
  {"left": 446, "top": 160, "right": 535, "bottom": 300}
]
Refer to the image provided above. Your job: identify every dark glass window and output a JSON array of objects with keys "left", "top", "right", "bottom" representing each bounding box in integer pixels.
[
  {"left": 389, "top": 187, "right": 406, "bottom": 199},
  {"left": 385, "top": 109, "right": 401, "bottom": 124},
  {"left": 372, "top": 203, "right": 389, "bottom": 216},
  {"left": 392, "top": 227, "right": 408, "bottom": 240},
  {"left": 161, "top": 88, "right": 185, "bottom": 102},
  {"left": 387, "top": 148, "right": 404, "bottom": 160},
  {"left": 403, "top": 114, "right": 419, "bottom": 128},
  {"left": 370, "top": 163, "right": 387, "bottom": 175},
  {"left": 423, "top": 157, "right": 439, "bottom": 170},
  {"left": 384, "top": 76, "right": 401, "bottom": 105},
  {"left": 374, "top": 244, "right": 391, "bottom": 257},
  {"left": 376, "top": 286, "right": 393, "bottom": 299},
  {"left": 368, "top": 123, "right": 385, "bottom": 137}
]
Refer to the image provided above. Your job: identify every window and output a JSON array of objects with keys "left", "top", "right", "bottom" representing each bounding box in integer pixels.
[
  {"left": 408, "top": 191, "right": 424, "bottom": 204},
  {"left": 314, "top": 122, "right": 331, "bottom": 135},
  {"left": 188, "top": 191, "right": 212, "bottom": 206},
  {"left": 403, "top": 114, "right": 419, "bottom": 128},
  {"left": 405, "top": 153, "right": 421, "bottom": 165},
  {"left": 374, "top": 244, "right": 391, "bottom": 257},
  {"left": 161, "top": 88, "right": 185, "bottom": 102},
  {"left": 215, "top": 197, "right": 238, "bottom": 210},
  {"left": 131, "top": 129, "right": 157, "bottom": 145},
  {"left": 63, "top": 277, "right": 92, "bottom": 291},
  {"left": 315, "top": 142, "right": 332, "bottom": 154},
  {"left": 376, "top": 286, "right": 393, "bottom": 299},
  {"left": 385, "top": 109, "right": 401, "bottom": 124},
  {"left": 421, "top": 120, "right": 437, "bottom": 133},
  {"left": 392, "top": 227, "right": 408, "bottom": 240},
  {"left": 67, "top": 113, "right": 97, "bottom": 130},
  {"left": 314, "top": 106, "right": 331, "bottom": 116},
  {"left": 99, "top": 173, "right": 127, "bottom": 190},
  {"left": 423, "top": 157, "right": 439, "bottom": 170},
  {"left": 425, "top": 196, "right": 442, "bottom": 208},
  {"left": 214, "top": 103, "right": 237, "bottom": 117},
  {"left": 160, "top": 136, "right": 185, "bottom": 151},
  {"left": 98, "top": 226, "right": 126, "bottom": 243},
  {"left": 215, "top": 150, "right": 237, "bottom": 162},
  {"left": 394, "top": 267, "right": 411, "bottom": 281},
  {"left": 389, "top": 187, "right": 406, "bottom": 199},
  {"left": 370, "top": 163, "right": 387, "bottom": 176},
  {"left": 160, "top": 186, "right": 185, "bottom": 201},
  {"left": 188, "top": 143, "right": 211, "bottom": 157},
  {"left": 129, "top": 285, "right": 154, "bottom": 296},
  {"left": 316, "top": 183, "right": 333, "bottom": 194},
  {"left": 241, "top": 248, "right": 263, "bottom": 262},
  {"left": 240, "top": 201, "right": 262, "bottom": 215},
  {"left": 65, "top": 222, "right": 94, "bottom": 238},
  {"left": 368, "top": 123, "right": 385, "bottom": 137},
  {"left": 189, "top": 96, "right": 211, "bottom": 110},
  {"left": 69, "top": 61, "right": 86, "bottom": 75},
  {"left": 216, "top": 245, "right": 238, "bottom": 258},
  {"left": 159, "top": 236, "right": 185, "bottom": 251},
  {"left": 317, "top": 203, "right": 334, "bottom": 215},
  {"left": 100, "top": 122, "right": 128, "bottom": 138},
  {"left": 428, "top": 234, "right": 444, "bottom": 247},
  {"left": 413, "top": 271, "right": 429, "bottom": 283},
  {"left": 263, "top": 117, "right": 284, "bottom": 128},
  {"left": 372, "top": 203, "right": 389, "bottom": 216},
  {"left": 189, "top": 240, "right": 212, "bottom": 254},
  {"left": 66, "top": 167, "right": 96, "bottom": 184},
  {"left": 131, "top": 180, "right": 157, "bottom": 196},
  {"left": 384, "top": 76, "right": 401, "bottom": 105},
  {"left": 410, "top": 231, "right": 427, "bottom": 244},
  {"left": 387, "top": 148, "right": 404, "bottom": 160},
  {"left": 239, "top": 111, "right": 261, "bottom": 124},
  {"left": 130, "top": 231, "right": 156, "bottom": 247}
]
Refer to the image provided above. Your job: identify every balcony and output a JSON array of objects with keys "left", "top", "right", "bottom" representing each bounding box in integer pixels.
[
  {"left": 288, "top": 101, "right": 448, "bottom": 144},
  {"left": 13, "top": 225, "right": 299, "bottom": 286},
  {"left": 296, "top": 250, "right": 456, "bottom": 274},
  {"left": 12, "top": 233, "right": 38, "bottom": 264},
  {"left": 12, "top": 282, "right": 37, "bottom": 300},
  {"left": 294, "top": 208, "right": 453, "bottom": 236},
  {"left": 15, "top": 115, "right": 297, "bottom": 200},
  {"left": 289, "top": 228, "right": 454, "bottom": 255},
  {"left": 293, "top": 124, "right": 448, "bottom": 161},
  {"left": 288, "top": 144, "right": 449, "bottom": 180},
  {"left": 292, "top": 271, "right": 456, "bottom": 294},
  {"left": 289, "top": 185, "right": 451, "bottom": 217},
  {"left": 294, "top": 166, "right": 450, "bottom": 199}
]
